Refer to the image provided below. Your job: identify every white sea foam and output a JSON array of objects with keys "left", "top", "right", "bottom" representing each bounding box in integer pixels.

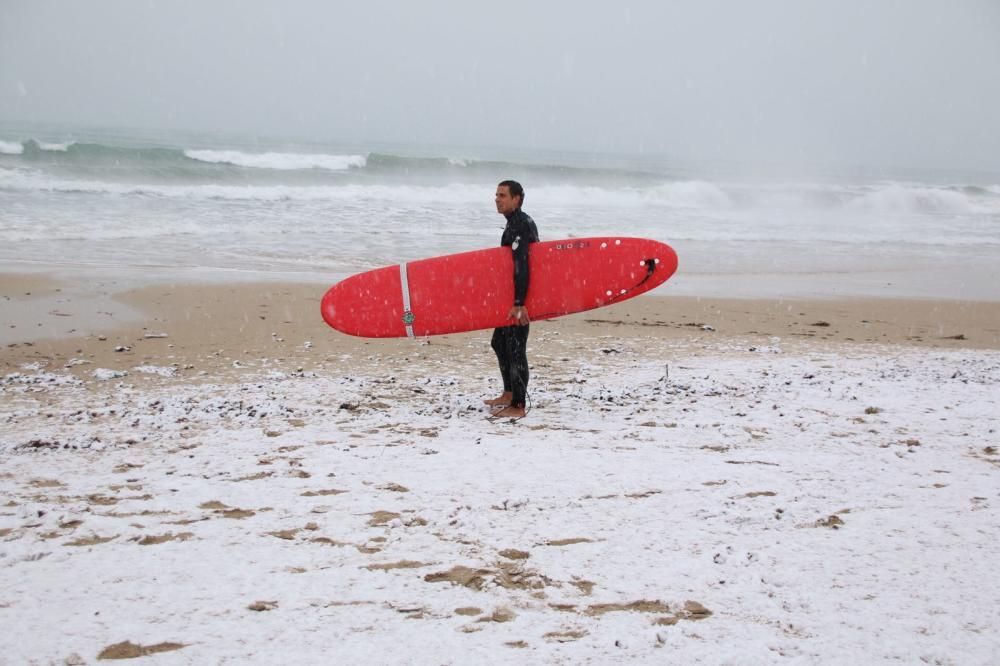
[
  {"left": 38, "top": 141, "right": 75, "bottom": 152},
  {"left": 646, "top": 180, "right": 732, "bottom": 208},
  {"left": 0, "top": 140, "right": 24, "bottom": 155},
  {"left": 0, "top": 169, "right": 486, "bottom": 203},
  {"left": 184, "top": 149, "right": 367, "bottom": 171},
  {"left": 0, "top": 171, "right": 736, "bottom": 213},
  {"left": 520, "top": 182, "right": 731, "bottom": 209},
  {"left": 848, "top": 184, "right": 977, "bottom": 214},
  {"left": 1, "top": 166, "right": 995, "bottom": 218}
]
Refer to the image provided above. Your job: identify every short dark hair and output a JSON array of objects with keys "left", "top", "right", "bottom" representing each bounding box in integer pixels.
[{"left": 498, "top": 180, "right": 524, "bottom": 206}]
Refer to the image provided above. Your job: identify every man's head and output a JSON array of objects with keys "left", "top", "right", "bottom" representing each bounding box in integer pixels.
[{"left": 495, "top": 180, "right": 524, "bottom": 216}]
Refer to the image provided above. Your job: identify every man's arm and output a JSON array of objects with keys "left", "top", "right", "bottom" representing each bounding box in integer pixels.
[
  {"left": 508, "top": 219, "right": 531, "bottom": 324},
  {"left": 512, "top": 232, "right": 530, "bottom": 307}
]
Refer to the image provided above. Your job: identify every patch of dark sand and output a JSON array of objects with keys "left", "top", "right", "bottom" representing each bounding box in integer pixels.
[
  {"left": 425, "top": 562, "right": 551, "bottom": 591},
  {"left": 87, "top": 495, "right": 119, "bottom": 506},
  {"left": 813, "top": 515, "right": 845, "bottom": 529},
  {"left": 477, "top": 608, "right": 516, "bottom": 623},
  {"left": 134, "top": 532, "right": 194, "bottom": 545},
  {"left": 367, "top": 511, "right": 400, "bottom": 526},
  {"left": 739, "top": 491, "right": 777, "bottom": 499},
  {"left": 97, "top": 641, "right": 185, "bottom": 660},
  {"left": 219, "top": 509, "right": 255, "bottom": 519},
  {"left": 424, "top": 566, "right": 493, "bottom": 590},
  {"left": 198, "top": 501, "right": 255, "bottom": 519},
  {"left": 366, "top": 510, "right": 427, "bottom": 527},
  {"left": 232, "top": 471, "right": 273, "bottom": 482},
  {"left": 544, "top": 630, "right": 588, "bottom": 643},
  {"left": 585, "top": 600, "right": 672, "bottom": 617},
  {"left": 30, "top": 478, "right": 65, "bottom": 488},
  {"left": 99, "top": 510, "right": 173, "bottom": 518},
  {"left": 654, "top": 601, "right": 713, "bottom": 625}
]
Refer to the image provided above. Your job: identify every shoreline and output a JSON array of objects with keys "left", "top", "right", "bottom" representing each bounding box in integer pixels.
[
  {"left": 3, "top": 274, "right": 999, "bottom": 388},
  {"left": 3, "top": 245, "right": 999, "bottom": 304}
]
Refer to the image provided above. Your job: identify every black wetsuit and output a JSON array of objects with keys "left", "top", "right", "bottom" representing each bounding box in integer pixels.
[{"left": 491, "top": 209, "right": 539, "bottom": 408}]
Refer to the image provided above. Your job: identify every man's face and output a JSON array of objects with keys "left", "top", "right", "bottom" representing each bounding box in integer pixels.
[{"left": 495, "top": 185, "right": 520, "bottom": 216}]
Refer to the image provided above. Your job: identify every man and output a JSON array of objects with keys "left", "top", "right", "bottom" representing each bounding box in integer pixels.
[{"left": 485, "top": 180, "right": 539, "bottom": 419}]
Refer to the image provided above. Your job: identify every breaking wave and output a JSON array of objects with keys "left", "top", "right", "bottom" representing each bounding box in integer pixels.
[
  {"left": 184, "top": 149, "right": 366, "bottom": 171},
  {"left": 0, "top": 136, "right": 997, "bottom": 216},
  {"left": 0, "top": 168, "right": 733, "bottom": 209},
  {"left": 847, "top": 184, "right": 979, "bottom": 214},
  {"left": 0, "top": 140, "right": 24, "bottom": 155},
  {"left": 1, "top": 164, "right": 995, "bottom": 216}
]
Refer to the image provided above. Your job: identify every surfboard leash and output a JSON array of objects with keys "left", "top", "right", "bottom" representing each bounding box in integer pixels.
[
  {"left": 486, "top": 258, "right": 657, "bottom": 424},
  {"left": 606, "top": 256, "right": 658, "bottom": 305}
]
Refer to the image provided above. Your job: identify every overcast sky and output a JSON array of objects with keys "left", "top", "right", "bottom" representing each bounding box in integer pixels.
[{"left": 1, "top": 0, "right": 998, "bottom": 171}]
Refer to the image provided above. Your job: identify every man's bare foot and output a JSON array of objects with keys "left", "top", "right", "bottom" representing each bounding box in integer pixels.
[
  {"left": 491, "top": 405, "right": 526, "bottom": 419},
  {"left": 484, "top": 392, "right": 512, "bottom": 407}
]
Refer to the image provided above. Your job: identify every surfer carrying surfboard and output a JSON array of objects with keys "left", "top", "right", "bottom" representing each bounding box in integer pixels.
[{"left": 485, "top": 180, "right": 539, "bottom": 418}]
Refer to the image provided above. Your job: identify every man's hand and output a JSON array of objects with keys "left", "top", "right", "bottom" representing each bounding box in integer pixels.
[{"left": 508, "top": 306, "right": 530, "bottom": 325}]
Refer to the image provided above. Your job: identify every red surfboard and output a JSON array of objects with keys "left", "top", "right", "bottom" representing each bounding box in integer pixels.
[{"left": 321, "top": 237, "right": 678, "bottom": 338}]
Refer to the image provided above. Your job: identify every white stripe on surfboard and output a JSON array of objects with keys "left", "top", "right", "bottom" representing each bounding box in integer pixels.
[{"left": 399, "top": 262, "right": 415, "bottom": 338}]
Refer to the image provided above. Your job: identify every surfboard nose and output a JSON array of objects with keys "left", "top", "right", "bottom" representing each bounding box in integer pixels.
[{"left": 659, "top": 241, "right": 679, "bottom": 277}]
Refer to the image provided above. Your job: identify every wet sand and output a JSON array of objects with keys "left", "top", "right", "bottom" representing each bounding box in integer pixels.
[{"left": 2, "top": 273, "right": 999, "bottom": 386}]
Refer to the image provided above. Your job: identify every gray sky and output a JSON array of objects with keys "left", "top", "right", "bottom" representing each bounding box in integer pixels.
[{"left": 2, "top": 0, "right": 999, "bottom": 171}]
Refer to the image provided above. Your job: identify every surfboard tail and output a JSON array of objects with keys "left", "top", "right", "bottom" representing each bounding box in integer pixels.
[{"left": 319, "top": 285, "right": 345, "bottom": 334}]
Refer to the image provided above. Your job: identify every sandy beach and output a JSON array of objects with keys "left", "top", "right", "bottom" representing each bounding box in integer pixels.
[
  {"left": 3, "top": 273, "right": 999, "bottom": 663},
  {"left": 5, "top": 273, "right": 999, "bottom": 376}
]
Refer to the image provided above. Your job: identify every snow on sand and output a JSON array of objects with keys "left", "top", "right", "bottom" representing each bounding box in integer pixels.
[{"left": 2, "top": 339, "right": 999, "bottom": 664}]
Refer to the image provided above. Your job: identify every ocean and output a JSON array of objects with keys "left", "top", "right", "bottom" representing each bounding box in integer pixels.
[{"left": 1, "top": 126, "right": 998, "bottom": 299}]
